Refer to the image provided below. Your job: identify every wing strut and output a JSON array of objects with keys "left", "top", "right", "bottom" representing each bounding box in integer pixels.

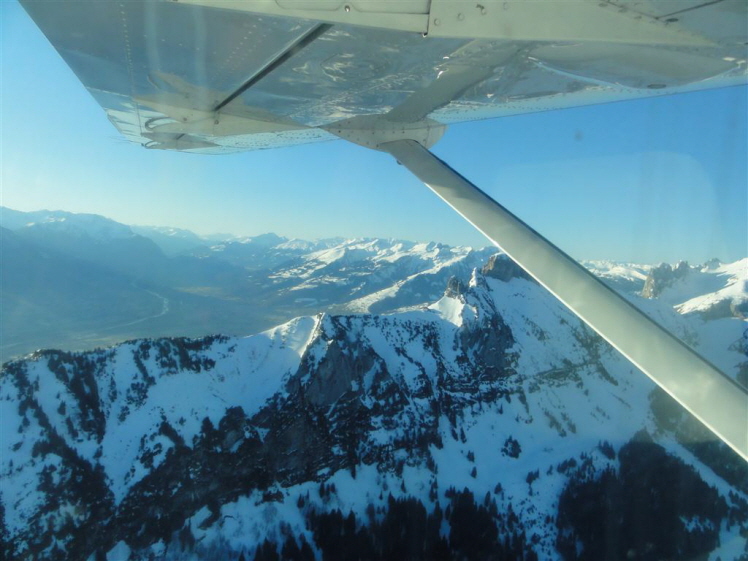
[{"left": 381, "top": 139, "right": 748, "bottom": 462}]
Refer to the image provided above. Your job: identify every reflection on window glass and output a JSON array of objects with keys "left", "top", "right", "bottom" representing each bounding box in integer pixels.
[{"left": 1, "top": 1, "right": 746, "bottom": 560}]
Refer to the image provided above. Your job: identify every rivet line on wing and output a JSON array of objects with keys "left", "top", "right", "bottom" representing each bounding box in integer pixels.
[{"left": 119, "top": 3, "right": 143, "bottom": 134}]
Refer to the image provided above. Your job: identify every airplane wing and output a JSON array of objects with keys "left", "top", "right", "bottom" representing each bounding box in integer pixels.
[
  {"left": 19, "top": 0, "right": 748, "bottom": 460},
  {"left": 19, "top": 0, "right": 747, "bottom": 153}
]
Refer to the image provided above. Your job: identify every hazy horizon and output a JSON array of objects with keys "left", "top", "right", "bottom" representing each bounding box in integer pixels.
[{"left": 5, "top": 204, "right": 748, "bottom": 268}]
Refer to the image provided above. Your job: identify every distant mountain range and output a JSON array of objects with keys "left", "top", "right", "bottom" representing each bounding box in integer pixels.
[
  {"left": 2, "top": 246, "right": 746, "bottom": 560},
  {"left": 0, "top": 208, "right": 494, "bottom": 362},
  {"left": 2, "top": 207, "right": 746, "bottom": 366}
]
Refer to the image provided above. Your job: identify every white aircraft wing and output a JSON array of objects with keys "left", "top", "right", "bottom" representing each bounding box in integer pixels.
[{"left": 19, "top": 0, "right": 748, "bottom": 153}]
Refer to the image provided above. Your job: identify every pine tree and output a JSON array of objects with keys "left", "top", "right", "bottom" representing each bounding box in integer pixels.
[
  {"left": 299, "top": 537, "right": 315, "bottom": 561},
  {"left": 281, "top": 535, "right": 301, "bottom": 561}
]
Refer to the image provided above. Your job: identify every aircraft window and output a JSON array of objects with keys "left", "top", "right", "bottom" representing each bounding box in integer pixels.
[{"left": 1, "top": 2, "right": 746, "bottom": 559}]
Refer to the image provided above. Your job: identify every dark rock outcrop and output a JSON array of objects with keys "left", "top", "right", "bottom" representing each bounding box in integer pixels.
[
  {"left": 481, "top": 254, "right": 532, "bottom": 283},
  {"left": 642, "top": 261, "right": 691, "bottom": 298}
]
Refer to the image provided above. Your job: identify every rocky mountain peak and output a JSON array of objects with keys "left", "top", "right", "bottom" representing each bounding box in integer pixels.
[
  {"left": 481, "top": 254, "right": 531, "bottom": 283},
  {"left": 444, "top": 276, "right": 467, "bottom": 299},
  {"left": 641, "top": 260, "right": 692, "bottom": 298}
]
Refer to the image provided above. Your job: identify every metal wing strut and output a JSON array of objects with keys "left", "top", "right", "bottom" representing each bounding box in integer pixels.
[{"left": 381, "top": 139, "right": 748, "bottom": 462}]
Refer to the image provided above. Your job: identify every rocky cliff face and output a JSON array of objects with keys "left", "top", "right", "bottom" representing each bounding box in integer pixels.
[
  {"left": 641, "top": 261, "right": 692, "bottom": 298},
  {"left": 641, "top": 258, "right": 748, "bottom": 321},
  {"left": 2, "top": 257, "right": 746, "bottom": 560}
]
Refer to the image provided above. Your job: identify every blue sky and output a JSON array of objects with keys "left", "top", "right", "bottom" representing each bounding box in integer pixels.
[{"left": 2, "top": 1, "right": 746, "bottom": 263}]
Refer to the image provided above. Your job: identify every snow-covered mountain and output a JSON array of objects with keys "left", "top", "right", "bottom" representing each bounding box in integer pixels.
[
  {"left": 2, "top": 256, "right": 745, "bottom": 561},
  {"left": 193, "top": 234, "right": 343, "bottom": 272},
  {"left": 0, "top": 208, "right": 499, "bottom": 363},
  {"left": 129, "top": 225, "right": 208, "bottom": 257},
  {"left": 581, "top": 260, "right": 652, "bottom": 294},
  {"left": 261, "top": 238, "right": 498, "bottom": 315},
  {"left": 0, "top": 207, "right": 135, "bottom": 241},
  {"left": 0, "top": 207, "right": 168, "bottom": 280},
  {"left": 1, "top": 208, "right": 496, "bottom": 318},
  {"left": 641, "top": 259, "right": 748, "bottom": 319}
]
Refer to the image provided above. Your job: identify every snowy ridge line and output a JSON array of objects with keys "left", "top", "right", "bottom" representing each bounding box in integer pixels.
[{"left": 1, "top": 259, "right": 746, "bottom": 560}]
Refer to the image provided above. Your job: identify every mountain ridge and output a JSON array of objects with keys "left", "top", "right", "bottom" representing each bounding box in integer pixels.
[
  {"left": 2, "top": 261, "right": 746, "bottom": 560},
  {"left": 2, "top": 207, "right": 745, "bottom": 379}
]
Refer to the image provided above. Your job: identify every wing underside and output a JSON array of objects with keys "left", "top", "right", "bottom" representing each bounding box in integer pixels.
[{"left": 20, "top": 0, "right": 748, "bottom": 153}]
